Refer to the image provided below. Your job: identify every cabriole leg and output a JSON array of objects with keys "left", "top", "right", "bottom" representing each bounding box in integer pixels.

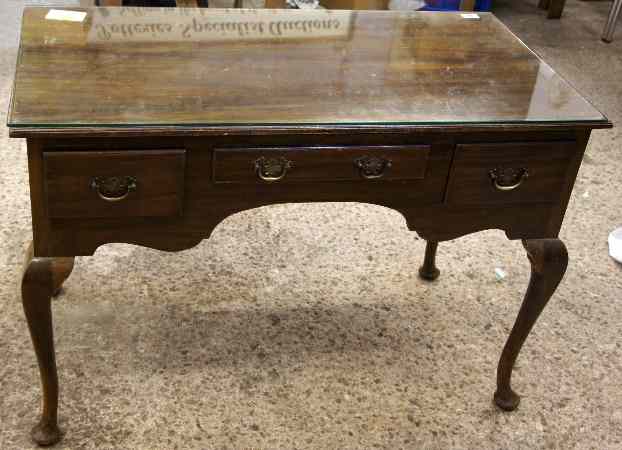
[
  {"left": 494, "top": 238, "right": 568, "bottom": 411},
  {"left": 419, "top": 241, "right": 440, "bottom": 281},
  {"left": 22, "top": 252, "right": 75, "bottom": 446}
]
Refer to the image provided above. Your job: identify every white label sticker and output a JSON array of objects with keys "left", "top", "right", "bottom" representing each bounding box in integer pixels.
[
  {"left": 460, "top": 13, "right": 481, "bottom": 20},
  {"left": 45, "top": 9, "right": 87, "bottom": 23}
]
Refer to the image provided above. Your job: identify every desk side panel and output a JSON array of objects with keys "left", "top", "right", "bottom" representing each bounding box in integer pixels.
[{"left": 27, "top": 139, "right": 52, "bottom": 255}]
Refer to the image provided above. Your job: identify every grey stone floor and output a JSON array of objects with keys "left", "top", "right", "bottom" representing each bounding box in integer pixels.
[{"left": 1, "top": 0, "right": 621, "bottom": 449}]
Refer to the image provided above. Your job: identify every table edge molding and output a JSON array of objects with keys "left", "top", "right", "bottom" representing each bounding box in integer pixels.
[{"left": 8, "top": 121, "right": 613, "bottom": 139}]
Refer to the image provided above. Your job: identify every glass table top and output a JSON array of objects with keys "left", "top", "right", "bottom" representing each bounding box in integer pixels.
[{"left": 8, "top": 7, "right": 608, "bottom": 128}]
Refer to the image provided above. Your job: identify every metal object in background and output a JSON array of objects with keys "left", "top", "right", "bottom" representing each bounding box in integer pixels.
[
  {"left": 95, "top": 1, "right": 209, "bottom": 6},
  {"left": 602, "top": 0, "right": 621, "bottom": 42},
  {"left": 123, "top": 0, "right": 177, "bottom": 5},
  {"left": 286, "top": 0, "right": 321, "bottom": 8}
]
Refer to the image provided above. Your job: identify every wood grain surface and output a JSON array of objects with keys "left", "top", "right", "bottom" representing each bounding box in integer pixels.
[
  {"left": 43, "top": 149, "right": 185, "bottom": 218},
  {"left": 212, "top": 145, "right": 430, "bottom": 183},
  {"left": 9, "top": 8, "right": 608, "bottom": 129}
]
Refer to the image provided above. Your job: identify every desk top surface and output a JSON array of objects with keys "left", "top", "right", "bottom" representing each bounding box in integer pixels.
[{"left": 8, "top": 7, "right": 609, "bottom": 131}]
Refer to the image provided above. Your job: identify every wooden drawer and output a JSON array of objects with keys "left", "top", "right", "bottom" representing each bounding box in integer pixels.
[
  {"left": 446, "top": 141, "right": 576, "bottom": 205},
  {"left": 213, "top": 146, "right": 431, "bottom": 184},
  {"left": 43, "top": 150, "right": 186, "bottom": 218}
]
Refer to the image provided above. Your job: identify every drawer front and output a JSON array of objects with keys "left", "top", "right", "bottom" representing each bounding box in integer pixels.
[
  {"left": 446, "top": 141, "right": 576, "bottom": 205},
  {"left": 44, "top": 150, "right": 186, "bottom": 218},
  {"left": 213, "top": 146, "right": 430, "bottom": 184}
]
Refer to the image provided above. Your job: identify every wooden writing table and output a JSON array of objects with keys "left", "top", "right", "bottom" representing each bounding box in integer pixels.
[{"left": 8, "top": 7, "right": 611, "bottom": 446}]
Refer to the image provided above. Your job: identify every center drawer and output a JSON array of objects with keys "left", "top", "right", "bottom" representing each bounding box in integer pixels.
[{"left": 212, "top": 146, "right": 431, "bottom": 184}]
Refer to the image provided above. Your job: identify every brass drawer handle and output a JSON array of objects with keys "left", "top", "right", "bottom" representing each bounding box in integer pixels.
[
  {"left": 355, "top": 156, "right": 392, "bottom": 180},
  {"left": 254, "top": 156, "right": 293, "bottom": 182},
  {"left": 90, "top": 176, "right": 137, "bottom": 202},
  {"left": 489, "top": 168, "right": 529, "bottom": 191}
]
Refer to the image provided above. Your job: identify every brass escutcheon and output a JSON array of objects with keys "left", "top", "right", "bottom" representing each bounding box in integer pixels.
[
  {"left": 354, "top": 155, "right": 392, "bottom": 180},
  {"left": 489, "top": 168, "right": 529, "bottom": 191},
  {"left": 254, "top": 156, "right": 293, "bottom": 182},
  {"left": 90, "top": 176, "right": 137, "bottom": 202}
]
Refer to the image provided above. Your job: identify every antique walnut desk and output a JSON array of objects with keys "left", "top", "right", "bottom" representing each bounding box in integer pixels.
[{"left": 8, "top": 7, "right": 611, "bottom": 446}]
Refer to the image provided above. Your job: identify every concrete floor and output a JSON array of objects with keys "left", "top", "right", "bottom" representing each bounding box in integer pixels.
[{"left": 1, "top": 0, "right": 621, "bottom": 449}]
